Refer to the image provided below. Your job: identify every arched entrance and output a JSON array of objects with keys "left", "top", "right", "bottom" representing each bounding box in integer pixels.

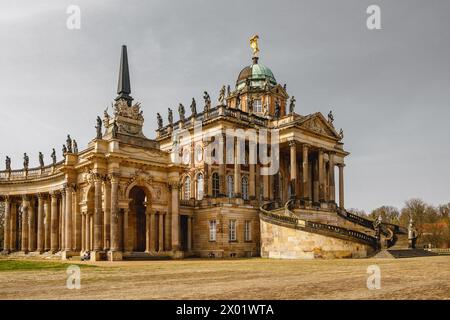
[{"left": 129, "top": 186, "right": 148, "bottom": 252}]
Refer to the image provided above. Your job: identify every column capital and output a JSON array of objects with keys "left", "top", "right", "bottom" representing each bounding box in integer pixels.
[
  {"left": 302, "top": 143, "right": 310, "bottom": 150},
  {"left": 109, "top": 172, "right": 120, "bottom": 183},
  {"left": 288, "top": 139, "right": 297, "bottom": 147},
  {"left": 50, "top": 190, "right": 60, "bottom": 198},
  {"left": 337, "top": 163, "right": 346, "bottom": 168}
]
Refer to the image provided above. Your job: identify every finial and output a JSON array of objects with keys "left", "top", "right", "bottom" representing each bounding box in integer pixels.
[{"left": 116, "top": 45, "right": 133, "bottom": 106}]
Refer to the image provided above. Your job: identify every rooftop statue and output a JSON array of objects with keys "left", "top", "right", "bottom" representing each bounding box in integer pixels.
[
  {"left": 51, "top": 148, "right": 56, "bottom": 165},
  {"left": 73, "top": 140, "right": 78, "bottom": 154},
  {"left": 66, "top": 135, "right": 73, "bottom": 153},
  {"left": 95, "top": 116, "right": 102, "bottom": 139},
  {"left": 38, "top": 152, "right": 44, "bottom": 168},
  {"left": 328, "top": 110, "right": 334, "bottom": 124},
  {"left": 203, "top": 91, "right": 211, "bottom": 113},
  {"left": 236, "top": 93, "right": 241, "bottom": 109},
  {"left": 218, "top": 85, "right": 226, "bottom": 105},
  {"left": 157, "top": 113, "right": 163, "bottom": 129},
  {"left": 103, "top": 106, "right": 110, "bottom": 127},
  {"left": 339, "top": 128, "right": 344, "bottom": 140},
  {"left": 62, "top": 144, "right": 67, "bottom": 155},
  {"left": 112, "top": 121, "right": 119, "bottom": 139},
  {"left": 178, "top": 103, "right": 186, "bottom": 122},
  {"left": 5, "top": 156, "right": 11, "bottom": 171},
  {"left": 190, "top": 98, "right": 197, "bottom": 116},
  {"left": 23, "top": 153, "right": 29, "bottom": 170},
  {"left": 168, "top": 108, "right": 173, "bottom": 126},
  {"left": 249, "top": 34, "right": 259, "bottom": 57},
  {"left": 227, "top": 85, "right": 231, "bottom": 97},
  {"left": 289, "top": 96, "right": 296, "bottom": 114}
]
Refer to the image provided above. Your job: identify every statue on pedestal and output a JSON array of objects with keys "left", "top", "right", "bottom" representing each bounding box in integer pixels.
[
  {"left": 203, "top": 91, "right": 211, "bottom": 113},
  {"left": 72, "top": 140, "right": 78, "bottom": 154},
  {"left": 112, "top": 121, "right": 119, "bottom": 139},
  {"left": 327, "top": 110, "right": 334, "bottom": 125},
  {"left": 289, "top": 96, "right": 296, "bottom": 114},
  {"left": 38, "top": 152, "right": 44, "bottom": 168},
  {"left": 5, "top": 156, "right": 11, "bottom": 171},
  {"left": 157, "top": 113, "right": 163, "bottom": 129},
  {"left": 190, "top": 98, "right": 197, "bottom": 117},
  {"left": 51, "top": 149, "right": 56, "bottom": 165},
  {"left": 168, "top": 108, "right": 173, "bottom": 126},
  {"left": 62, "top": 145, "right": 67, "bottom": 155},
  {"left": 66, "top": 135, "right": 72, "bottom": 153},
  {"left": 178, "top": 103, "right": 186, "bottom": 122},
  {"left": 23, "top": 153, "right": 29, "bottom": 170},
  {"left": 339, "top": 128, "right": 344, "bottom": 140},
  {"left": 95, "top": 116, "right": 102, "bottom": 139},
  {"left": 218, "top": 85, "right": 226, "bottom": 105},
  {"left": 408, "top": 217, "right": 417, "bottom": 249}
]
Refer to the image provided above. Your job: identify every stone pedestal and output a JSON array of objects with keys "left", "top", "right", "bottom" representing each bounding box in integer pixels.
[
  {"left": 61, "top": 250, "right": 78, "bottom": 260},
  {"left": 108, "top": 250, "right": 123, "bottom": 261},
  {"left": 90, "top": 251, "right": 106, "bottom": 261}
]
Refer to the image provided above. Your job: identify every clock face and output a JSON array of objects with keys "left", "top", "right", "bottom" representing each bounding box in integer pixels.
[
  {"left": 196, "top": 145, "right": 203, "bottom": 162},
  {"left": 182, "top": 148, "right": 191, "bottom": 165}
]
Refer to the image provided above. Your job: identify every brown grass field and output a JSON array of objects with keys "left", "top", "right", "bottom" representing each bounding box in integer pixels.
[{"left": 0, "top": 256, "right": 449, "bottom": 300}]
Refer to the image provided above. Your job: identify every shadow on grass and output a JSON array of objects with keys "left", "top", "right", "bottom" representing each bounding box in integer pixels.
[{"left": 0, "top": 259, "right": 96, "bottom": 272}]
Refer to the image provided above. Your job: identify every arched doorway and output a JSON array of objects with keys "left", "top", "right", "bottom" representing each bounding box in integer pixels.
[{"left": 129, "top": 186, "right": 148, "bottom": 252}]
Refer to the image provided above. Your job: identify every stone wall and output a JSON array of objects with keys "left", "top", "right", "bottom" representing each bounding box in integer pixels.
[{"left": 260, "top": 218, "right": 373, "bottom": 259}]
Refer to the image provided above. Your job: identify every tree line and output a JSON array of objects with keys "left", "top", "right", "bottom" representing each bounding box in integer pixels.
[{"left": 348, "top": 198, "right": 450, "bottom": 248}]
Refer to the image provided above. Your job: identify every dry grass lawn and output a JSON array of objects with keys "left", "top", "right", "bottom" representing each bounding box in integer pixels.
[{"left": 0, "top": 256, "right": 449, "bottom": 300}]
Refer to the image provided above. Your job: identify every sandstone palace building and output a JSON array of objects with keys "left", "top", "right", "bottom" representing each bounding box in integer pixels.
[{"left": 0, "top": 39, "right": 410, "bottom": 261}]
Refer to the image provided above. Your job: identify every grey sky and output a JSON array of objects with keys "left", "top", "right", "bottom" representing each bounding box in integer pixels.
[{"left": 1, "top": 0, "right": 449, "bottom": 212}]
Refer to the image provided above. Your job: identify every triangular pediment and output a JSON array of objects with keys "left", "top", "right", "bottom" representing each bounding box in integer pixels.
[{"left": 299, "top": 113, "right": 340, "bottom": 139}]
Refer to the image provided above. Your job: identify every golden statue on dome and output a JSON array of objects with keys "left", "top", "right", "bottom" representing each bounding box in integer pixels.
[{"left": 249, "top": 34, "right": 260, "bottom": 57}]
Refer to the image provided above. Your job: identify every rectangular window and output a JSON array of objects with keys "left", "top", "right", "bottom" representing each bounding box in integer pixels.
[
  {"left": 209, "top": 220, "right": 217, "bottom": 241},
  {"left": 244, "top": 220, "right": 251, "bottom": 241},
  {"left": 253, "top": 99, "right": 262, "bottom": 113},
  {"left": 229, "top": 220, "right": 237, "bottom": 241}
]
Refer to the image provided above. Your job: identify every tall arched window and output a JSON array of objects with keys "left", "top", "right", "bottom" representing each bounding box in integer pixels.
[
  {"left": 183, "top": 176, "right": 191, "bottom": 200},
  {"left": 242, "top": 176, "right": 249, "bottom": 200},
  {"left": 227, "top": 175, "right": 234, "bottom": 198},
  {"left": 212, "top": 172, "right": 220, "bottom": 198},
  {"left": 196, "top": 173, "right": 204, "bottom": 200}
]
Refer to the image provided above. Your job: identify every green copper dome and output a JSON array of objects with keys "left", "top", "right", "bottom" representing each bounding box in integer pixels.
[{"left": 236, "top": 59, "right": 277, "bottom": 90}]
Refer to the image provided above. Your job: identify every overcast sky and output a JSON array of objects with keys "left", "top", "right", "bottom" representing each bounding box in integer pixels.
[{"left": 1, "top": 0, "right": 449, "bottom": 212}]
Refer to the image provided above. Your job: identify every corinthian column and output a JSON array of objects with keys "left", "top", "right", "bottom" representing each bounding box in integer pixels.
[
  {"left": 318, "top": 149, "right": 325, "bottom": 203},
  {"left": 302, "top": 144, "right": 310, "bottom": 203},
  {"left": 328, "top": 152, "right": 336, "bottom": 204},
  {"left": 21, "top": 196, "right": 30, "bottom": 252},
  {"left": 37, "top": 194, "right": 45, "bottom": 253},
  {"left": 28, "top": 197, "right": 36, "bottom": 252},
  {"left": 65, "top": 185, "right": 73, "bottom": 251},
  {"left": 110, "top": 174, "right": 120, "bottom": 252},
  {"left": 289, "top": 140, "right": 297, "bottom": 199},
  {"left": 93, "top": 176, "right": 103, "bottom": 251},
  {"left": 50, "top": 192, "right": 59, "bottom": 253},
  {"left": 234, "top": 138, "right": 242, "bottom": 198},
  {"left": 103, "top": 178, "right": 111, "bottom": 251},
  {"left": 44, "top": 197, "right": 51, "bottom": 251},
  {"left": 338, "top": 164, "right": 345, "bottom": 209},
  {"left": 170, "top": 182, "right": 180, "bottom": 251},
  {"left": 3, "top": 197, "right": 10, "bottom": 253},
  {"left": 218, "top": 133, "right": 226, "bottom": 197}
]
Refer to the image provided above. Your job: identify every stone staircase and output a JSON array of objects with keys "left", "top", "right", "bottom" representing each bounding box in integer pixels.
[
  {"left": 372, "top": 248, "right": 439, "bottom": 259},
  {"left": 372, "top": 233, "right": 439, "bottom": 258}
]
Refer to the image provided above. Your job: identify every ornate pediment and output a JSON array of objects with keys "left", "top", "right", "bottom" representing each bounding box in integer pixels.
[{"left": 300, "top": 114, "right": 339, "bottom": 139}]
